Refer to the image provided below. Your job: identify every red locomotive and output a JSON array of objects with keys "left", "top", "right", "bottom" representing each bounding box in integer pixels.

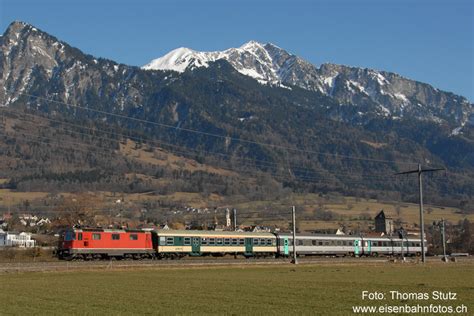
[{"left": 57, "top": 227, "right": 155, "bottom": 260}]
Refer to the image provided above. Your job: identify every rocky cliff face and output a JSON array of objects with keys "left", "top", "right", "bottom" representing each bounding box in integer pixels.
[
  {"left": 0, "top": 21, "right": 164, "bottom": 115},
  {"left": 317, "top": 64, "right": 471, "bottom": 125}
]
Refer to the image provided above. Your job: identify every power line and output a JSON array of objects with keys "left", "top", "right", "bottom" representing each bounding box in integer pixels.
[
  {"left": 0, "top": 107, "right": 422, "bottom": 183},
  {"left": 9, "top": 92, "right": 423, "bottom": 166},
  {"left": 1, "top": 128, "right": 423, "bottom": 189}
]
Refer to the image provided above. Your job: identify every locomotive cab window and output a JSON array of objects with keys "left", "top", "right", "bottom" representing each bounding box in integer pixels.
[
  {"left": 112, "top": 234, "right": 120, "bottom": 240},
  {"left": 78, "top": 233, "right": 83, "bottom": 241},
  {"left": 64, "top": 231, "right": 76, "bottom": 241},
  {"left": 92, "top": 233, "right": 101, "bottom": 240},
  {"left": 130, "top": 234, "right": 138, "bottom": 241}
]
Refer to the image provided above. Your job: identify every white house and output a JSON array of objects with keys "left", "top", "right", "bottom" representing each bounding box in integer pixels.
[
  {"left": 0, "top": 229, "right": 36, "bottom": 247},
  {"left": 36, "top": 218, "right": 51, "bottom": 227}
]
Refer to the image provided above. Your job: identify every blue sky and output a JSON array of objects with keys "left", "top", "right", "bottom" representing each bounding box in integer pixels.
[{"left": 1, "top": 0, "right": 473, "bottom": 100}]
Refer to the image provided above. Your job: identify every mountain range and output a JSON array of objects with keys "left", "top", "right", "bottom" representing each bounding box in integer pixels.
[
  {"left": 143, "top": 41, "right": 472, "bottom": 129},
  {"left": 0, "top": 21, "right": 473, "bottom": 206}
]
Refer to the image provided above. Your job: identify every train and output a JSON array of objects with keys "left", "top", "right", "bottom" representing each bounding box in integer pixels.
[{"left": 57, "top": 227, "right": 426, "bottom": 260}]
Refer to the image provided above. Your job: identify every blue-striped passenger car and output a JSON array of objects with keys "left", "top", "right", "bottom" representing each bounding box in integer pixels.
[{"left": 276, "top": 234, "right": 426, "bottom": 257}]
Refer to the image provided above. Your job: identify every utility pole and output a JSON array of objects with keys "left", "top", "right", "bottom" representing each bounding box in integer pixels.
[
  {"left": 233, "top": 208, "right": 237, "bottom": 231},
  {"left": 417, "top": 163, "right": 426, "bottom": 263},
  {"left": 399, "top": 227, "right": 406, "bottom": 262},
  {"left": 292, "top": 205, "right": 298, "bottom": 265},
  {"left": 437, "top": 218, "right": 447, "bottom": 262},
  {"left": 396, "top": 164, "right": 445, "bottom": 263}
]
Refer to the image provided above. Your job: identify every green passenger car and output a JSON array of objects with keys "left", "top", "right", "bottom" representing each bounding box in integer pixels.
[{"left": 155, "top": 230, "right": 277, "bottom": 258}]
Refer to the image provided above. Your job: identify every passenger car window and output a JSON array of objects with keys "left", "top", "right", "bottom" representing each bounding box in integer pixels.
[
  {"left": 159, "top": 237, "right": 166, "bottom": 246},
  {"left": 166, "top": 237, "right": 174, "bottom": 245},
  {"left": 184, "top": 237, "right": 191, "bottom": 245}
]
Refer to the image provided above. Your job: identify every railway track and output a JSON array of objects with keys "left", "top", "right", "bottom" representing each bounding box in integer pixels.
[{"left": 1, "top": 256, "right": 469, "bottom": 273}]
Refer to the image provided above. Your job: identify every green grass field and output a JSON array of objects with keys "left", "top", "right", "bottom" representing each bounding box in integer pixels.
[{"left": 1, "top": 263, "right": 473, "bottom": 315}]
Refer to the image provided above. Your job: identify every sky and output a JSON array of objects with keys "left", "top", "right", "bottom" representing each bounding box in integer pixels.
[{"left": 1, "top": 0, "right": 473, "bottom": 100}]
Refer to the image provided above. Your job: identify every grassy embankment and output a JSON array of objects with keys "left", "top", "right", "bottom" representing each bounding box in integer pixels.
[{"left": 0, "top": 262, "right": 472, "bottom": 314}]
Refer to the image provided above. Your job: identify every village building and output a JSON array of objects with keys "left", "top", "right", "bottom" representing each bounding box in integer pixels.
[
  {"left": 0, "top": 229, "right": 36, "bottom": 247},
  {"left": 312, "top": 228, "right": 346, "bottom": 235},
  {"left": 374, "top": 210, "right": 394, "bottom": 235}
]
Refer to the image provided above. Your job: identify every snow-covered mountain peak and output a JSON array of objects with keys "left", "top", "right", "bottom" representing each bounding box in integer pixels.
[
  {"left": 142, "top": 47, "right": 202, "bottom": 72},
  {"left": 238, "top": 40, "right": 264, "bottom": 50},
  {"left": 142, "top": 40, "right": 290, "bottom": 81}
]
